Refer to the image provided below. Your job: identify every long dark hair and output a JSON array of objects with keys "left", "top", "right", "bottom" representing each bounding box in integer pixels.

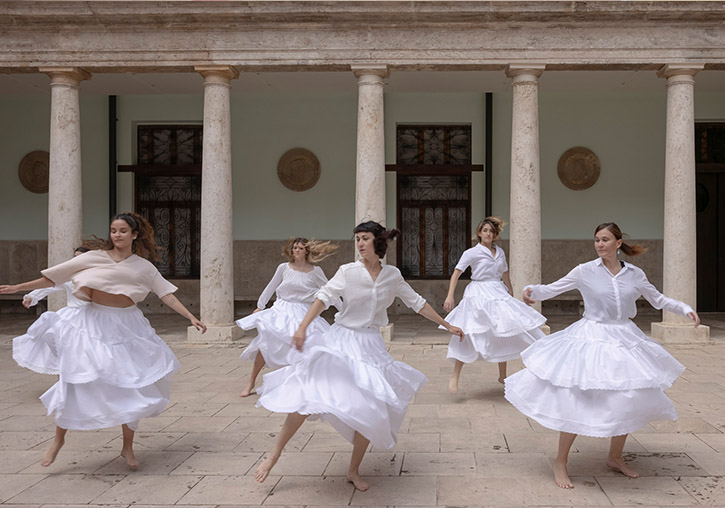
[
  {"left": 595, "top": 222, "right": 647, "bottom": 257},
  {"left": 84, "top": 212, "right": 161, "bottom": 262},
  {"left": 353, "top": 221, "right": 400, "bottom": 258}
]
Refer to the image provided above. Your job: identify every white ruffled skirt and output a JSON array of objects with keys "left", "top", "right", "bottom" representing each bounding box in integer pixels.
[
  {"left": 13, "top": 303, "right": 180, "bottom": 431},
  {"left": 505, "top": 318, "right": 685, "bottom": 437},
  {"left": 257, "top": 323, "right": 428, "bottom": 450},
  {"left": 444, "top": 280, "right": 547, "bottom": 363},
  {"left": 236, "top": 299, "right": 331, "bottom": 369}
]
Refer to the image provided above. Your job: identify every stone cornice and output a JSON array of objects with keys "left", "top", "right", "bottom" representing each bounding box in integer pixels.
[{"left": 2, "top": 2, "right": 725, "bottom": 72}]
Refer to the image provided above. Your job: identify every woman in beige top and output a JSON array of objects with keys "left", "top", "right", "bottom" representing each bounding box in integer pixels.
[{"left": 0, "top": 212, "right": 205, "bottom": 469}]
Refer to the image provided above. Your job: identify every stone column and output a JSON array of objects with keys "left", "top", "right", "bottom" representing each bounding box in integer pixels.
[
  {"left": 352, "top": 65, "right": 389, "bottom": 228},
  {"left": 352, "top": 65, "right": 393, "bottom": 341},
  {"left": 40, "top": 67, "right": 91, "bottom": 311},
  {"left": 188, "top": 65, "right": 243, "bottom": 343},
  {"left": 506, "top": 65, "right": 545, "bottom": 315},
  {"left": 652, "top": 64, "right": 709, "bottom": 343}
]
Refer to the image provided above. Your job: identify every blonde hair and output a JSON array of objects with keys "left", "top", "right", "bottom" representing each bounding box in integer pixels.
[
  {"left": 282, "top": 237, "right": 339, "bottom": 264},
  {"left": 474, "top": 216, "right": 506, "bottom": 245}
]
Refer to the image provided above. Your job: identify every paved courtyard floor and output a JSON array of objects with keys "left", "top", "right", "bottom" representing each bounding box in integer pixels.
[{"left": 1, "top": 312, "right": 725, "bottom": 507}]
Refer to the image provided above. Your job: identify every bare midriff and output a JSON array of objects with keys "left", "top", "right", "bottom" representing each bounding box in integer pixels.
[{"left": 86, "top": 288, "right": 135, "bottom": 308}]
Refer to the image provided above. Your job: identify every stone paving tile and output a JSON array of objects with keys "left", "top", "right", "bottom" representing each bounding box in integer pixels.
[
  {"left": 474, "top": 452, "right": 552, "bottom": 477},
  {"left": 678, "top": 476, "right": 725, "bottom": 505},
  {"left": 598, "top": 477, "right": 698, "bottom": 505},
  {"left": 689, "top": 452, "right": 725, "bottom": 475},
  {"left": 649, "top": 417, "right": 721, "bottom": 434},
  {"left": 350, "top": 477, "right": 436, "bottom": 506},
  {"left": 408, "top": 417, "right": 470, "bottom": 433},
  {"left": 441, "top": 431, "right": 508, "bottom": 453},
  {"left": 234, "top": 431, "right": 312, "bottom": 453},
  {"left": 556, "top": 452, "right": 707, "bottom": 478},
  {"left": 0, "top": 473, "right": 47, "bottom": 503},
  {"left": 95, "top": 451, "right": 193, "bottom": 475},
  {"left": 401, "top": 452, "right": 475, "bottom": 476},
  {"left": 0, "top": 402, "right": 47, "bottom": 416},
  {"left": 694, "top": 433, "right": 725, "bottom": 452},
  {"left": 223, "top": 416, "right": 286, "bottom": 434},
  {"left": 0, "top": 415, "right": 58, "bottom": 432},
  {"left": 178, "top": 475, "right": 276, "bottom": 505},
  {"left": 31, "top": 431, "right": 116, "bottom": 452},
  {"left": 171, "top": 451, "right": 260, "bottom": 475},
  {"left": 7, "top": 474, "right": 123, "bottom": 504},
  {"left": 266, "top": 476, "right": 353, "bottom": 506},
  {"left": 251, "top": 452, "right": 333, "bottom": 476},
  {"left": 166, "top": 431, "right": 248, "bottom": 452},
  {"left": 161, "top": 415, "right": 237, "bottom": 433},
  {"left": 0, "top": 431, "right": 51, "bottom": 451},
  {"left": 303, "top": 432, "right": 358, "bottom": 453},
  {"left": 633, "top": 433, "right": 716, "bottom": 453},
  {"left": 0, "top": 450, "right": 42, "bottom": 473},
  {"left": 134, "top": 416, "right": 182, "bottom": 432},
  {"left": 93, "top": 474, "right": 202, "bottom": 505},
  {"left": 325, "top": 452, "right": 401, "bottom": 477},
  {"left": 105, "top": 432, "right": 186, "bottom": 451},
  {"left": 372, "top": 433, "right": 439, "bottom": 453},
  {"left": 20, "top": 450, "right": 119, "bottom": 475}
]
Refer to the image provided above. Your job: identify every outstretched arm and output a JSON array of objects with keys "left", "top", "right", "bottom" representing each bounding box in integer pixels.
[
  {"left": 502, "top": 271, "right": 513, "bottom": 296},
  {"left": 23, "top": 284, "right": 67, "bottom": 308},
  {"left": 418, "top": 302, "right": 464, "bottom": 340},
  {"left": 443, "top": 269, "right": 463, "bottom": 312},
  {"left": 292, "top": 299, "right": 326, "bottom": 351},
  {"left": 0, "top": 276, "right": 54, "bottom": 295},
  {"left": 160, "top": 293, "right": 206, "bottom": 333},
  {"left": 523, "top": 265, "right": 581, "bottom": 305}
]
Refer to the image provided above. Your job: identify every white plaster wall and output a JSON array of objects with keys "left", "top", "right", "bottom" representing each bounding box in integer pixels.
[{"left": 0, "top": 94, "right": 107, "bottom": 240}]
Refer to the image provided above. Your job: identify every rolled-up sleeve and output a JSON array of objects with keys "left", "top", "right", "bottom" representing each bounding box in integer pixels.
[
  {"left": 316, "top": 266, "right": 346, "bottom": 310},
  {"left": 150, "top": 271, "right": 178, "bottom": 298},
  {"left": 454, "top": 249, "right": 471, "bottom": 273}
]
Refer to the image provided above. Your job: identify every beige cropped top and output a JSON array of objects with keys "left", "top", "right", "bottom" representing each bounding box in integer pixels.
[{"left": 41, "top": 250, "right": 177, "bottom": 303}]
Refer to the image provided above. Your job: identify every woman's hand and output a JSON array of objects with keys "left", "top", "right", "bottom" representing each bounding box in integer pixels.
[
  {"left": 522, "top": 288, "right": 536, "bottom": 305},
  {"left": 688, "top": 311, "right": 700, "bottom": 327},
  {"left": 253, "top": 308, "right": 264, "bottom": 314},
  {"left": 0, "top": 285, "right": 18, "bottom": 295},
  {"left": 292, "top": 328, "right": 306, "bottom": 352},
  {"left": 22, "top": 296, "right": 32, "bottom": 309},
  {"left": 447, "top": 324, "right": 465, "bottom": 342},
  {"left": 190, "top": 317, "right": 207, "bottom": 333},
  {"left": 443, "top": 296, "right": 455, "bottom": 313}
]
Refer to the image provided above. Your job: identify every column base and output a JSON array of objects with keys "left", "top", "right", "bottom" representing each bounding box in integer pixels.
[
  {"left": 651, "top": 322, "right": 710, "bottom": 343},
  {"left": 381, "top": 323, "right": 394, "bottom": 343},
  {"left": 188, "top": 324, "right": 245, "bottom": 344}
]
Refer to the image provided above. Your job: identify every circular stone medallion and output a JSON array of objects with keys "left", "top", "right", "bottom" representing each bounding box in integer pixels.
[
  {"left": 277, "top": 148, "right": 321, "bottom": 192},
  {"left": 18, "top": 150, "right": 50, "bottom": 194},
  {"left": 557, "top": 147, "right": 600, "bottom": 191}
]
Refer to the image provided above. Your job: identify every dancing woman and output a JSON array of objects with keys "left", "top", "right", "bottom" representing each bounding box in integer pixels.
[
  {"left": 443, "top": 217, "right": 546, "bottom": 393},
  {"left": 1, "top": 213, "right": 205, "bottom": 468},
  {"left": 237, "top": 237, "right": 338, "bottom": 397},
  {"left": 505, "top": 222, "right": 700, "bottom": 489},
  {"left": 253, "top": 221, "right": 463, "bottom": 491}
]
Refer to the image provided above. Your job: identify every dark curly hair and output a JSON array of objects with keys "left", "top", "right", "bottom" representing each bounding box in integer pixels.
[
  {"left": 84, "top": 212, "right": 161, "bottom": 262},
  {"left": 353, "top": 221, "right": 400, "bottom": 258}
]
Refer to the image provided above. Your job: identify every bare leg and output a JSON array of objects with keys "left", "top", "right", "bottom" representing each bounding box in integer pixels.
[
  {"left": 241, "top": 352, "right": 266, "bottom": 397},
  {"left": 449, "top": 360, "right": 464, "bottom": 394},
  {"left": 606, "top": 434, "right": 639, "bottom": 478},
  {"left": 346, "top": 432, "right": 371, "bottom": 491},
  {"left": 554, "top": 432, "right": 577, "bottom": 489},
  {"left": 498, "top": 362, "right": 507, "bottom": 384},
  {"left": 120, "top": 424, "right": 139, "bottom": 468},
  {"left": 41, "top": 426, "right": 67, "bottom": 466},
  {"left": 255, "top": 412, "right": 308, "bottom": 482}
]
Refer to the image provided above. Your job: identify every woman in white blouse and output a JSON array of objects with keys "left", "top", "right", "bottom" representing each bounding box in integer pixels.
[
  {"left": 443, "top": 217, "right": 546, "bottom": 394},
  {"left": 236, "top": 237, "right": 338, "bottom": 397},
  {"left": 505, "top": 222, "right": 700, "bottom": 489},
  {"left": 0, "top": 213, "right": 205, "bottom": 469},
  {"left": 253, "top": 221, "right": 463, "bottom": 491}
]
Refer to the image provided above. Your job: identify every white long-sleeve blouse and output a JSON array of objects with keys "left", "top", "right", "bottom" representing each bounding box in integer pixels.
[
  {"left": 316, "top": 261, "right": 426, "bottom": 329},
  {"left": 455, "top": 243, "right": 508, "bottom": 281},
  {"left": 525, "top": 258, "right": 694, "bottom": 323},
  {"left": 257, "top": 263, "right": 329, "bottom": 309},
  {"left": 24, "top": 282, "right": 86, "bottom": 308}
]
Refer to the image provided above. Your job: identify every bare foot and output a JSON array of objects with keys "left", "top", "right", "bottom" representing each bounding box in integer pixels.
[
  {"left": 254, "top": 454, "right": 278, "bottom": 483},
  {"left": 553, "top": 460, "right": 574, "bottom": 489},
  {"left": 121, "top": 448, "right": 139, "bottom": 469},
  {"left": 606, "top": 458, "right": 639, "bottom": 478},
  {"left": 240, "top": 381, "right": 256, "bottom": 398},
  {"left": 448, "top": 376, "right": 459, "bottom": 395},
  {"left": 41, "top": 438, "right": 65, "bottom": 467},
  {"left": 498, "top": 376, "right": 506, "bottom": 385},
  {"left": 346, "top": 471, "right": 370, "bottom": 491}
]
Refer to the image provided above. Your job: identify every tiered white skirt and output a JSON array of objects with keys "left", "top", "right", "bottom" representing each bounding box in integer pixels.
[
  {"left": 257, "top": 323, "right": 428, "bottom": 450},
  {"left": 237, "top": 299, "right": 331, "bottom": 369},
  {"left": 13, "top": 303, "right": 180, "bottom": 431},
  {"left": 505, "top": 318, "right": 685, "bottom": 437},
  {"left": 444, "top": 281, "right": 547, "bottom": 363}
]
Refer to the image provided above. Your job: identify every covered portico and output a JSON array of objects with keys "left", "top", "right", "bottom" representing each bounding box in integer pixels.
[{"left": 1, "top": 1, "right": 722, "bottom": 342}]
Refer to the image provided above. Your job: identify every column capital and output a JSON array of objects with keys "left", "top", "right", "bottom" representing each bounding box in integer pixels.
[
  {"left": 195, "top": 65, "right": 239, "bottom": 84},
  {"left": 351, "top": 64, "right": 390, "bottom": 79},
  {"left": 657, "top": 64, "right": 704, "bottom": 80},
  {"left": 506, "top": 64, "right": 545, "bottom": 80},
  {"left": 39, "top": 67, "right": 91, "bottom": 86}
]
